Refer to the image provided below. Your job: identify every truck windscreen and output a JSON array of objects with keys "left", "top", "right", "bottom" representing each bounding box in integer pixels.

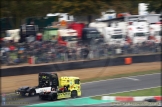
[
  {"left": 155, "top": 31, "right": 162, "bottom": 36},
  {"left": 20, "top": 25, "right": 37, "bottom": 36},
  {"left": 25, "top": 26, "right": 36, "bottom": 31},
  {"left": 134, "top": 33, "right": 146, "bottom": 37},
  {"left": 62, "top": 36, "right": 77, "bottom": 41},
  {"left": 39, "top": 75, "right": 50, "bottom": 87},
  {"left": 87, "top": 33, "right": 100, "bottom": 39},
  {"left": 111, "top": 35, "right": 123, "bottom": 39},
  {"left": 160, "top": 31, "right": 162, "bottom": 36},
  {"left": 40, "top": 75, "right": 50, "bottom": 80}
]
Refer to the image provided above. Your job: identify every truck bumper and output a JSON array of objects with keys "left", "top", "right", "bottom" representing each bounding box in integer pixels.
[{"left": 39, "top": 94, "right": 50, "bottom": 99}]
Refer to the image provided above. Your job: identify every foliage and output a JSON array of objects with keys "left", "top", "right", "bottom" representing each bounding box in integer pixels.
[
  {"left": 0, "top": 0, "right": 161, "bottom": 28},
  {"left": 50, "top": 0, "right": 109, "bottom": 16},
  {"left": 147, "top": 1, "right": 162, "bottom": 13},
  {"left": 1, "top": 0, "right": 161, "bottom": 18}
]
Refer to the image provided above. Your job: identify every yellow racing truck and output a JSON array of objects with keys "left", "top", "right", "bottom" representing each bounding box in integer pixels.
[{"left": 36, "top": 72, "right": 81, "bottom": 101}]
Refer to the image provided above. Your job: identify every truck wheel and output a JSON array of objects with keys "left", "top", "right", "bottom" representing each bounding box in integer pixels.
[
  {"left": 20, "top": 93, "right": 26, "bottom": 97},
  {"left": 47, "top": 96, "right": 52, "bottom": 101},
  {"left": 29, "top": 90, "right": 36, "bottom": 96},
  {"left": 39, "top": 95, "right": 44, "bottom": 100},
  {"left": 51, "top": 94, "right": 57, "bottom": 101},
  {"left": 71, "top": 91, "right": 77, "bottom": 98}
]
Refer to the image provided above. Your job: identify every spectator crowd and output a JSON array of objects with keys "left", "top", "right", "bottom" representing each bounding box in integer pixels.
[{"left": 0, "top": 40, "right": 161, "bottom": 66}]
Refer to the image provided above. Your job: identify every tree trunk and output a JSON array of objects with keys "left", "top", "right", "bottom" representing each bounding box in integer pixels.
[{"left": 87, "top": 15, "right": 92, "bottom": 25}]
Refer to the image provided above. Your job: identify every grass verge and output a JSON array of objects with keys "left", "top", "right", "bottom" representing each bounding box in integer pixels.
[
  {"left": 82, "top": 69, "right": 161, "bottom": 83},
  {"left": 92, "top": 86, "right": 162, "bottom": 100}
]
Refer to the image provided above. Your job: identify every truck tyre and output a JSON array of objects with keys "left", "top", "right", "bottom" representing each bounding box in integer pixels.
[
  {"left": 51, "top": 93, "right": 57, "bottom": 101},
  {"left": 39, "top": 95, "right": 44, "bottom": 100},
  {"left": 20, "top": 93, "right": 26, "bottom": 97},
  {"left": 29, "top": 90, "right": 36, "bottom": 96},
  {"left": 71, "top": 90, "right": 77, "bottom": 98},
  {"left": 47, "top": 95, "right": 52, "bottom": 101}
]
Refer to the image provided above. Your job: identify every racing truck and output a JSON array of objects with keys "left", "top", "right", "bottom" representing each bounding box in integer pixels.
[
  {"left": 15, "top": 72, "right": 55, "bottom": 97},
  {"left": 15, "top": 72, "right": 81, "bottom": 100},
  {"left": 37, "top": 73, "right": 81, "bottom": 101}
]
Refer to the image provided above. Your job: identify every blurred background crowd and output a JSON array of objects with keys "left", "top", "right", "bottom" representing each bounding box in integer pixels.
[
  {"left": 1, "top": 0, "right": 162, "bottom": 66},
  {"left": 1, "top": 40, "right": 161, "bottom": 66}
]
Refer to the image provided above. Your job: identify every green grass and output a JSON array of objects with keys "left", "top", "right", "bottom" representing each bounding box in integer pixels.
[
  {"left": 92, "top": 87, "right": 162, "bottom": 100},
  {"left": 109, "top": 87, "right": 162, "bottom": 96},
  {"left": 81, "top": 69, "right": 161, "bottom": 83}
]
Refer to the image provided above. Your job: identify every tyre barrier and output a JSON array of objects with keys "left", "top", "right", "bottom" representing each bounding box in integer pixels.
[{"left": 1, "top": 53, "right": 161, "bottom": 77}]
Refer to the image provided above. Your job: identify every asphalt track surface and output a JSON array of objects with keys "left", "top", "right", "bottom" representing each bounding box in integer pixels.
[{"left": 3, "top": 73, "right": 161, "bottom": 107}]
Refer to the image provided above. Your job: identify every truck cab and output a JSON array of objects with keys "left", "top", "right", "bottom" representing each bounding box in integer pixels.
[
  {"left": 149, "top": 23, "right": 162, "bottom": 44},
  {"left": 68, "top": 22, "right": 85, "bottom": 39},
  {"left": 103, "top": 27, "right": 125, "bottom": 46},
  {"left": 127, "top": 20, "right": 149, "bottom": 44},
  {"left": 36, "top": 73, "right": 81, "bottom": 101},
  {"left": 82, "top": 28, "right": 103, "bottom": 45},
  {"left": 57, "top": 29, "right": 78, "bottom": 47},
  {"left": 15, "top": 72, "right": 55, "bottom": 96},
  {"left": 38, "top": 72, "right": 59, "bottom": 88},
  {"left": 4, "top": 29, "right": 20, "bottom": 42},
  {"left": 89, "top": 22, "right": 107, "bottom": 37},
  {"left": 19, "top": 24, "right": 38, "bottom": 43},
  {"left": 43, "top": 27, "right": 58, "bottom": 41}
]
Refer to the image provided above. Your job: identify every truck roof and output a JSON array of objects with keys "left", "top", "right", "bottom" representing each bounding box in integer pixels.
[
  {"left": 82, "top": 28, "right": 99, "bottom": 33},
  {"left": 39, "top": 72, "right": 57, "bottom": 75},
  {"left": 83, "top": 27, "right": 97, "bottom": 30},
  {"left": 60, "top": 76, "right": 80, "bottom": 79}
]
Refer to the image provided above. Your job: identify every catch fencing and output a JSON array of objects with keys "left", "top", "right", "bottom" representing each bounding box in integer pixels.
[{"left": 1, "top": 41, "right": 161, "bottom": 66}]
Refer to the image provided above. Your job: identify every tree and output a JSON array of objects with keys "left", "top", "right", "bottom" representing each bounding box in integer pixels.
[
  {"left": 103, "top": 0, "right": 142, "bottom": 14},
  {"left": 1, "top": 0, "right": 54, "bottom": 27},
  {"left": 50, "top": 0, "right": 109, "bottom": 23},
  {"left": 147, "top": 1, "right": 162, "bottom": 13}
]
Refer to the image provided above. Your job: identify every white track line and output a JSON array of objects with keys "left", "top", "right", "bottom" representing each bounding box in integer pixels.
[{"left": 124, "top": 77, "right": 139, "bottom": 81}]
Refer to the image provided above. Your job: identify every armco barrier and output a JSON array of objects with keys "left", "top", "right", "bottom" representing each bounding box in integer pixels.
[
  {"left": 1, "top": 53, "right": 161, "bottom": 77},
  {"left": 132, "top": 54, "right": 161, "bottom": 63}
]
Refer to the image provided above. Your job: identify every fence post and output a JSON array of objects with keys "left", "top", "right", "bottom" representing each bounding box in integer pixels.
[{"left": 32, "top": 56, "right": 35, "bottom": 64}]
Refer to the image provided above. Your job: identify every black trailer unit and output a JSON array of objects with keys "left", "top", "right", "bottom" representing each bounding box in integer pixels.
[{"left": 15, "top": 72, "right": 59, "bottom": 97}]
